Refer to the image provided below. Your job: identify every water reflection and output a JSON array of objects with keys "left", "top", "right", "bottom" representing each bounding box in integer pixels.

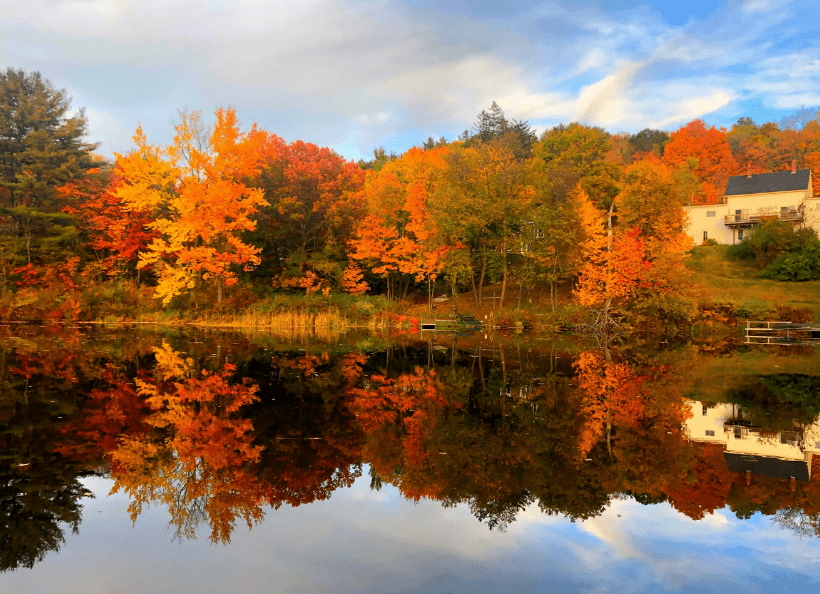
[{"left": 2, "top": 326, "right": 820, "bottom": 573}]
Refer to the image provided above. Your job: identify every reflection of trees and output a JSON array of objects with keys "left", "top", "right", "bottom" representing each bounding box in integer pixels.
[
  {"left": 247, "top": 353, "right": 364, "bottom": 509},
  {"left": 110, "top": 342, "right": 264, "bottom": 543},
  {"left": 7, "top": 329, "right": 820, "bottom": 550},
  {"left": 0, "top": 463, "right": 92, "bottom": 572},
  {"left": 0, "top": 330, "right": 105, "bottom": 571},
  {"left": 773, "top": 507, "right": 820, "bottom": 538},
  {"left": 348, "top": 347, "right": 614, "bottom": 528},
  {"left": 727, "top": 374, "right": 820, "bottom": 432}
]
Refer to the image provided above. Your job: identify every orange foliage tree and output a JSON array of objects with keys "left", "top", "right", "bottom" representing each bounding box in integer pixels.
[
  {"left": 349, "top": 147, "right": 453, "bottom": 304},
  {"left": 115, "top": 108, "right": 267, "bottom": 305},
  {"left": 663, "top": 119, "right": 738, "bottom": 204},
  {"left": 61, "top": 165, "right": 158, "bottom": 283},
  {"left": 615, "top": 159, "right": 694, "bottom": 320},
  {"left": 574, "top": 187, "right": 651, "bottom": 323}
]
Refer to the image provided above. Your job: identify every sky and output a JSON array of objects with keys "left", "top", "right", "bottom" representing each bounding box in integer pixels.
[
  {"left": 4, "top": 471, "right": 820, "bottom": 593},
  {"left": 1, "top": 0, "right": 819, "bottom": 161}
]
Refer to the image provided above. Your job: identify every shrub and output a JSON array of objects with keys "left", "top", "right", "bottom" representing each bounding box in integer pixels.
[
  {"left": 763, "top": 245, "right": 820, "bottom": 281},
  {"left": 728, "top": 219, "right": 819, "bottom": 266}
]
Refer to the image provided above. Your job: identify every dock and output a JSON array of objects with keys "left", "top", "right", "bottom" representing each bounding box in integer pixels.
[{"left": 745, "top": 321, "right": 820, "bottom": 345}]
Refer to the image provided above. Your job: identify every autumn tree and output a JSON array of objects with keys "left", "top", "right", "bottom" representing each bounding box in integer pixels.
[
  {"left": 115, "top": 108, "right": 267, "bottom": 305},
  {"left": 434, "top": 136, "right": 533, "bottom": 306},
  {"left": 573, "top": 187, "right": 651, "bottom": 325},
  {"left": 349, "top": 147, "right": 452, "bottom": 304},
  {"left": 663, "top": 119, "right": 737, "bottom": 204},
  {"left": 616, "top": 159, "right": 694, "bottom": 319},
  {"left": 251, "top": 138, "right": 365, "bottom": 288},
  {"left": 531, "top": 123, "right": 621, "bottom": 209},
  {"left": 524, "top": 186, "right": 583, "bottom": 311},
  {"left": 61, "top": 163, "right": 158, "bottom": 283}
]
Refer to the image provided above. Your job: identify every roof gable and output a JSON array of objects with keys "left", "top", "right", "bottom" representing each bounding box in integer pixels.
[{"left": 725, "top": 169, "right": 811, "bottom": 196}]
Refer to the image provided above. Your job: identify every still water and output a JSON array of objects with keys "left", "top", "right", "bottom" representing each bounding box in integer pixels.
[{"left": 2, "top": 326, "right": 820, "bottom": 593}]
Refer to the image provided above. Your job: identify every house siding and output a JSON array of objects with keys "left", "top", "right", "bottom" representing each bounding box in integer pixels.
[{"left": 683, "top": 170, "right": 817, "bottom": 245}]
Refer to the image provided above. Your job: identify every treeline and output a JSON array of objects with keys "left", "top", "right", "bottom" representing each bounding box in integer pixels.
[{"left": 2, "top": 68, "right": 820, "bottom": 318}]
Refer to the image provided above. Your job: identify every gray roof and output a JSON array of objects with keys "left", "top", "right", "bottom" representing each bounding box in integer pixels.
[
  {"left": 724, "top": 452, "right": 810, "bottom": 482},
  {"left": 725, "top": 169, "right": 811, "bottom": 196}
]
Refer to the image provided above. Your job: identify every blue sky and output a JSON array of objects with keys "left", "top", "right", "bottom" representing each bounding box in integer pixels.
[
  {"left": 3, "top": 471, "right": 820, "bottom": 593},
  {"left": 2, "top": 0, "right": 819, "bottom": 161}
]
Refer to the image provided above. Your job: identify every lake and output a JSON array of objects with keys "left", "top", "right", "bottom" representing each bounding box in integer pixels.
[{"left": 2, "top": 325, "right": 820, "bottom": 593}]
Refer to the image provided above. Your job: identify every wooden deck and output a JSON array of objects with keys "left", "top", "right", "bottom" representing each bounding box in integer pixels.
[{"left": 724, "top": 211, "right": 802, "bottom": 226}]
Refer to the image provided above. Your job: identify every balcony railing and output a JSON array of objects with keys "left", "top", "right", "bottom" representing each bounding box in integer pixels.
[{"left": 724, "top": 211, "right": 803, "bottom": 226}]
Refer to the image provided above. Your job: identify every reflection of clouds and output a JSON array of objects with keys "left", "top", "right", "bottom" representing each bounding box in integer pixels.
[{"left": 4, "top": 473, "right": 819, "bottom": 593}]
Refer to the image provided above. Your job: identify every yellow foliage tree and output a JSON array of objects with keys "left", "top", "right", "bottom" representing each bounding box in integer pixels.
[{"left": 115, "top": 108, "right": 267, "bottom": 304}]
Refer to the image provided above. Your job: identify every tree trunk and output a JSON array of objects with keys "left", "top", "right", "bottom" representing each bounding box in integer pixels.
[
  {"left": 217, "top": 275, "right": 223, "bottom": 305},
  {"left": 478, "top": 345, "right": 486, "bottom": 396},
  {"left": 478, "top": 252, "right": 487, "bottom": 306},
  {"left": 601, "top": 201, "right": 615, "bottom": 319},
  {"left": 499, "top": 239, "right": 508, "bottom": 308},
  {"left": 471, "top": 260, "right": 478, "bottom": 305}
]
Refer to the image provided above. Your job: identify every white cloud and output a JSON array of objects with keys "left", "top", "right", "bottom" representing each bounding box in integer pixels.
[
  {"left": 3, "top": 0, "right": 818, "bottom": 158},
  {"left": 742, "top": 0, "right": 793, "bottom": 13},
  {"left": 352, "top": 111, "right": 391, "bottom": 128}
]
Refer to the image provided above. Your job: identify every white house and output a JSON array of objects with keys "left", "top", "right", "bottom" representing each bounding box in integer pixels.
[
  {"left": 684, "top": 162, "right": 819, "bottom": 246},
  {"left": 684, "top": 399, "right": 820, "bottom": 482}
]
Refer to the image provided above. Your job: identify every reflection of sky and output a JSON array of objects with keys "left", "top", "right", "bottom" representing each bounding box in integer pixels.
[{"left": 4, "top": 469, "right": 820, "bottom": 594}]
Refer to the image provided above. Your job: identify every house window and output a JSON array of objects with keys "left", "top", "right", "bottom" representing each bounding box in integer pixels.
[
  {"left": 738, "top": 229, "right": 745, "bottom": 241},
  {"left": 734, "top": 427, "right": 744, "bottom": 439},
  {"left": 702, "top": 405, "right": 708, "bottom": 416},
  {"left": 706, "top": 210, "right": 716, "bottom": 217},
  {"left": 706, "top": 430, "right": 715, "bottom": 437},
  {"left": 703, "top": 231, "right": 708, "bottom": 241}
]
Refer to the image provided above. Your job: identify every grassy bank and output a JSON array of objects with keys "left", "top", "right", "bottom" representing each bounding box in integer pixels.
[
  {"left": 686, "top": 245, "right": 820, "bottom": 321},
  {"left": 8, "top": 246, "right": 816, "bottom": 334}
]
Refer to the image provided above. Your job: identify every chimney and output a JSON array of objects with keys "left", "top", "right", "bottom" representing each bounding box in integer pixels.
[
  {"left": 792, "top": 159, "right": 797, "bottom": 174},
  {"left": 747, "top": 161, "right": 752, "bottom": 178}
]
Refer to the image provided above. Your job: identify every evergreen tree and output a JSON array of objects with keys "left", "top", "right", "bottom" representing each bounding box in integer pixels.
[
  {"left": 469, "top": 102, "right": 536, "bottom": 159},
  {"left": 473, "top": 101, "right": 509, "bottom": 142},
  {"left": 0, "top": 69, "right": 97, "bottom": 272}
]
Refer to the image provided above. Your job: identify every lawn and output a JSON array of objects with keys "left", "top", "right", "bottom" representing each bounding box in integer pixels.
[{"left": 686, "top": 245, "right": 820, "bottom": 320}]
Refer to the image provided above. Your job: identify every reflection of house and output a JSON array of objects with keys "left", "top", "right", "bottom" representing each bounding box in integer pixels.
[
  {"left": 685, "top": 400, "right": 820, "bottom": 481},
  {"left": 684, "top": 162, "right": 818, "bottom": 245}
]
